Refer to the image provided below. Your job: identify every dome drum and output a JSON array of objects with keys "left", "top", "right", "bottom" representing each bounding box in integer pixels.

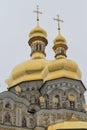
[
  {"left": 53, "top": 44, "right": 68, "bottom": 59},
  {"left": 53, "top": 43, "right": 68, "bottom": 51},
  {"left": 55, "top": 51, "right": 67, "bottom": 58},
  {"left": 28, "top": 23, "right": 48, "bottom": 59},
  {"left": 28, "top": 36, "right": 48, "bottom": 46}
]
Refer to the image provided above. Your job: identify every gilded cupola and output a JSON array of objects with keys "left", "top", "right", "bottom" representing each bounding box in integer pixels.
[
  {"left": 44, "top": 15, "right": 82, "bottom": 81},
  {"left": 53, "top": 15, "right": 68, "bottom": 59},
  {"left": 28, "top": 5, "right": 48, "bottom": 59},
  {"left": 6, "top": 13, "right": 82, "bottom": 89},
  {"left": 6, "top": 6, "right": 49, "bottom": 89}
]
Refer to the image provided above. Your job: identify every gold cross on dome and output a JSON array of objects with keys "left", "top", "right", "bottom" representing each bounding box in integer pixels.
[
  {"left": 33, "top": 5, "right": 42, "bottom": 25},
  {"left": 54, "top": 15, "right": 64, "bottom": 30}
]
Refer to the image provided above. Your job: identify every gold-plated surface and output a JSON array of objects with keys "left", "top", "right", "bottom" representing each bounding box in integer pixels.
[
  {"left": 28, "top": 6, "right": 48, "bottom": 59},
  {"left": 39, "top": 96, "right": 45, "bottom": 103},
  {"left": 53, "top": 30, "right": 66, "bottom": 45},
  {"left": 29, "top": 25, "right": 47, "bottom": 39},
  {"left": 44, "top": 58, "right": 81, "bottom": 81},
  {"left": 53, "top": 97, "right": 58, "bottom": 103},
  {"left": 6, "top": 15, "right": 82, "bottom": 89},
  {"left": 48, "top": 121, "right": 87, "bottom": 130},
  {"left": 6, "top": 59, "right": 48, "bottom": 87},
  {"left": 53, "top": 16, "right": 68, "bottom": 59},
  {"left": 29, "top": 5, "right": 46, "bottom": 38},
  {"left": 15, "top": 86, "right": 21, "bottom": 92},
  {"left": 31, "top": 52, "right": 46, "bottom": 59},
  {"left": 6, "top": 57, "right": 81, "bottom": 88},
  {"left": 53, "top": 14, "right": 66, "bottom": 45},
  {"left": 48, "top": 114, "right": 87, "bottom": 129},
  {"left": 3, "top": 9, "right": 87, "bottom": 130},
  {"left": 68, "top": 95, "right": 75, "bottom": 102}
]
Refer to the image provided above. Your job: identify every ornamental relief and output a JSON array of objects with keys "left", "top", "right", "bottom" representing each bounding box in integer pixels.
[
  {"left": 41, "top": 80, "right": 83, "bottom": 96},
  {"left": 5, "top": 102, "right": 12, "bottom": 109},
  {"left": 20, "top": 91, "right": 40, "bottom": 104},
  {"left": 3, "top": 99, "right": 14, "bottom": 110},
  {"left": 15, "top": 105, "right": 36, "bottom": 128},
  {"left": 39, "top": 88, "right": 78, "bottom": 109},
  {"left": 47, "top": 89, "right": 64, "bottom": 108},
  {"left": 36, "top": 110, "right": 87, "bottom": 127},
  {"left": 37, "top": 112, "right": 72, "bottom": 127},
  {"left": 2, "top": 111, "right": 13, "bottom": 125}
]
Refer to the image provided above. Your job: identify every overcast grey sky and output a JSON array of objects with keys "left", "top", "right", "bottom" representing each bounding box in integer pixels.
[{"left": 0, "top": 0, "right": 87, "bottom": 102}]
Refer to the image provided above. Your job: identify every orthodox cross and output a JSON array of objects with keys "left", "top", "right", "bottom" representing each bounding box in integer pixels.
[
  {"left": 54, "top": 15, "right": 64, "bottom": 30},
  {"left": 33, "top": 5, "right": 42, "bottom": 25}
]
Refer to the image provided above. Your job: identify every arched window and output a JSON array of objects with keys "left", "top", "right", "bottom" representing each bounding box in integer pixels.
[
  {"left": 39, "top": 96, "right": 45, "bottom": 108},
  {"left": 5, "top": 102, "right": 11, "bottom": 109},
  {"left": 70, "top": 100, "right": 75, "bottom": 109},
  {"left": 44, "top": 94, "right": 49, "bottom": 108},
  {"left": 3, "top": 112, "right": 12, "bottom": 124},
  {"left": 68, "top": 94, "right": 75, "bottom": 109},
  {"left": 52, "top": 95, "right": 60, "bottom": 109},
  {"left": 55, "top": 95, "right": 60, "bottom": 107}
]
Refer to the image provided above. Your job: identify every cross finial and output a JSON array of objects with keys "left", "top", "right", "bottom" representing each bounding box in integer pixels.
[
  {"left": 54, "top": 15, "right": 64, "bottom": 30},
  {"left": 33, "top": 5, "right": 42, "bottom": 26}
]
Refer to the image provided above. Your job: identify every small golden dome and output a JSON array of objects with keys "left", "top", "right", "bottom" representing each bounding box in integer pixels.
[
  {"left": 53, "top": 30, "right": 68, "bottom": 59},
  {"left": 54, "top": 30, "right": 66, "bottom": 45},
  {"left": 28, "top": 25, "right": 48, "bottom": 59},
  {"left": 29, "top": 25, "right": 47, "bottom": 38}
]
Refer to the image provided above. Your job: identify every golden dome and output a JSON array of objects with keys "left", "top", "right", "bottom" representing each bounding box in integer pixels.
[
  {"left": 6, "top": 59, "right": 48, "bottom": 88},
  {"left": 29, "top": 25, "right": 47, "bottom": 39},
  {"left": 54, "top": 30, "right": 66, "bottom": 45},
  {"left": 6, "top": 16, "right": 81, "bottom": 89},
  {"left": 28, "top": 25, "right": 48, "bottom": 59},
  {"left": 6, "top": 58, "right": 81, "bottom": 88},
  {"left": 44, "top": 58, "right": 81, "bottom": 81}
]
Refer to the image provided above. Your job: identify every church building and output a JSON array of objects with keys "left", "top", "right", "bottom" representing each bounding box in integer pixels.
[{"left": 0, "top": 6, "right": 87, "bottom": 130}]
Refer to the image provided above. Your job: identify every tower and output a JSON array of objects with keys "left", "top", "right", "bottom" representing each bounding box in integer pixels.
[
  {"left": 0, "top": 7, "right": 87, "bottom": 130},
  {"left": 53, "top": 15, "right": 68, "bottom": 59},
  {"left": 29, "top": 5, "right": 48, "bottom": 59}
]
